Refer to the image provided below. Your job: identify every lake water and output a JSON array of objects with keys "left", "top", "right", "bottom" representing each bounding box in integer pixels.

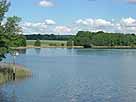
[{"left": 1, "top": 48, "right": 136, "bottom": 102}]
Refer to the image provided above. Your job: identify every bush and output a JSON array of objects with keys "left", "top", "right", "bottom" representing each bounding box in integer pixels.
[
  {"left": 67, "top": 40, "right": 74, "bottom": 47},
  {"left": 61, "top": 43, "right": 65, "bottom": 46},
  {"left": 49, "top": 43, "right": 57, "bottom": 46},
  {"left": 34, "top": 39, "right": 41, "bottom": 46}
]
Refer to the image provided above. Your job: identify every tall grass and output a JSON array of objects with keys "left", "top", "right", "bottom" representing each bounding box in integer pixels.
[{"left": 0, "top": 63, "right": 31, "bottom": 84}]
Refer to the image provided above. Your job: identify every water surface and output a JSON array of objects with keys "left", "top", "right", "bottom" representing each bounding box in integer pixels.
[{"left": 1, "top": 48, "right": 136, "bottom": 102}]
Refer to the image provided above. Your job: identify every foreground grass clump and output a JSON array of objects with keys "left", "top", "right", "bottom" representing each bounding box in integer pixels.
[
  {"left": 15, "top": 66, "right": 32, "bottom": 78},
  {"left": 0, "top": 63, "right": 31, "bottom": 84},
  {"left": 0, "top": 73, "right": 8, "bottom": 84}
]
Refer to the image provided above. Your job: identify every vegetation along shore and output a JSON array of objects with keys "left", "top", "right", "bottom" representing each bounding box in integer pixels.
[
  {"left": 0, "top": 0, "right": 31, "bottom": 85},
  {"left": 25, "top": 31, "right": 136, "bottom": 49},
  {"left": 0, "top": 63, "right": 31, "bottom": 84}
]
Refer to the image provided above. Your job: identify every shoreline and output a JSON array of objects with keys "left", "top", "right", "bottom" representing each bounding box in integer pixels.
[
  {"left": 91, "top": 46, "right": 136, "bottom": 49},
  {"left": 14, "top": 45, "right": 84, "bottom": 49},
  {"left": 14, "top": 45, "right": 136, "bottom": 49},
  {"left": 0, "top": 63, "right": 32, "bottom": 85}
]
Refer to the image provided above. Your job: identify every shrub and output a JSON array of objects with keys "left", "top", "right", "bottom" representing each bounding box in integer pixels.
[
  {"left": 67, "top": 40, "right": 74, "bottom": 47},
  {"left": 61, "top": 43, "right": 65, "bottom": 46},
  {"left": 49, "top": 43, "right": 57, "bottom": 46},
  {"left": 34, "top": 39, "right": 41, "bottom": 46}
]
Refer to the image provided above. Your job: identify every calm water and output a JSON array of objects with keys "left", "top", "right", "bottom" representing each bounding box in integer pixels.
[{"left": 1, "top": 48, "right": 136, "bottom": 102}]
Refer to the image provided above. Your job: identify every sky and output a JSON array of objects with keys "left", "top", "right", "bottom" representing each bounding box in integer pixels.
[{"left": 6, "top": 0, "right": 136, "bottom": 34}]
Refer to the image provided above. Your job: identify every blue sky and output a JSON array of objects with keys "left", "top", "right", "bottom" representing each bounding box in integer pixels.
[{"left": 6, "top": 0, "right": 136, "bottom": 34}]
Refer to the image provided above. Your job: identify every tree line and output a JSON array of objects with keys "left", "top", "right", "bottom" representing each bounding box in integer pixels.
[
  {"left": 0, "top": 0, "right": 26, "bottom": 61},
  {"left": 68, "top": 31, "right": 136, "bottom": 48},
  {"left": 25, "top": 34, "right": 73, "bottom": 41},
  {"left": 26, "top": 31, "right": 136, "bottom": 48}
]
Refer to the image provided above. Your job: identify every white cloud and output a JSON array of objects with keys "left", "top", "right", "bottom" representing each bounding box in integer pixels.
[
  {"left": 21, "top": 17, "right": 136, "bottom": 35},
  {"left": 23, "top": 22, "right": 47, "bottom": 28},
  {"left": 75, "top": 17, "right": 136, "bottom": 34},
  {"left": 94, "top": 19, "right": 113, "bottom": 27},
  {"left": 54, "top": 26, "right": 72, "bottom": 33},
  {"left": 45, "top": 19, "right": 56, "bottom": 25},
  {"left": 21, "top": 22, "right": 48, "bottom": 34},
  {"left": 118, "top": 17, "right": 136, "bottom": 33},
  {"left": 38, "top": 0, "right": 54, "bottom": 7},
  {"left": 76, "top": 19, "right": 90, "bottom": 25},
  {"left": 76, "top": 18, "right": 113, "bottom": 27},
  {"left": 21, "top": 19, "right": 56, "bottom": 34},
  {"left": 120, "top": 17, "right": 136, "bottom": 27}
]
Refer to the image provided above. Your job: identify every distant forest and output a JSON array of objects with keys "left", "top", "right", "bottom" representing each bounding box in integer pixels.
[
  {"left": 72, "top": 31, "right": 136, "bottom": 48},
  {"left": 25, "top": 31, "right": 136, "bottom": 48},
  {"left": 25, "top": 34, "right": 73, "bottom": 40}
]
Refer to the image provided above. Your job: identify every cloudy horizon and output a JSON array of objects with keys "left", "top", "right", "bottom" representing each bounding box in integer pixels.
[{"left": 7, "top": 0, "right": 136, "bottom": 35}]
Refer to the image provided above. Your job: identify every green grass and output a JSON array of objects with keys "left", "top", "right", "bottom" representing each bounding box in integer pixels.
[
  {"left": 27, "top": 40, "right": 67, "bottom": 47},
  {"left": 15, "top": 67, "right": 31, "bottom": 78},
  {"left": 0, "top": 73, "right": 8, "bottom": 84},
  {"left": 0, "top": 63, "right": 31, "bottom": 84}
]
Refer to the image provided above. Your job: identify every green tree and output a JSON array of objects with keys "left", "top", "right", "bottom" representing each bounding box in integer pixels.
[
  {"left": 0, "top": 0, "right": 10, "bottom": 61},
  {"left": 0, "top": 0, "right": 10, "bottom": 23},
  {"left": 0, "top": 0, "right": 26, "bottom": 61},
  {"left": 67, "top": 39, "right": 73, "bottom": 47},
  {"left": 34, "top": 39, "right": 41, "bottom": 46},
  {"left": 72, "top": 31, "right": 136, "bottom": 48},
  {"left": 4, "top": 16, "right": 22, "bottom": 47},
  {"left": 74, "top": 31, "right": 93, "bottom": 48}
]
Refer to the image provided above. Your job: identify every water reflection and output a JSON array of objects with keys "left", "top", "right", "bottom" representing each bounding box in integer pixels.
[
  {"left": 34, "top": 48, "right": 41, "bottom": 54},
  {"left": 1, "top": 48, "right": 136, "bottom": 102},
  {"left": 75, "top": 49, "right": 136, "bottom": 56},
  {"left": 16, "top": 49, "right": 26, "bottom": 54},
  {"left": 0, "top": 87, "right": 17, "bottom": 102},
  {"left": 0, "top": 89, "right": 8, "bottom": 102},
  {"left": 11, "top": 89, "right": 17, "bottom": 102}
]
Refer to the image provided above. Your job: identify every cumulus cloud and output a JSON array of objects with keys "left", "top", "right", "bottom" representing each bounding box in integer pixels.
[
  {"left": 21, "top": 22, "right": 48, "bottom": 34},
  {"left": 76, "top": 19, "right": 93, "bottom": 25},
  {"left": 120, "top": 17, "right": 136, "bottom": 27},
  {"left": 45, "top": 19, "right": 56, "bottom": 25},
  {"left": 76, "top": 18, "right": 113, "bottom": 27},
  {"left": 23, "top": 22, "right": 47, "bottom": 28},
  {"left": 38, "top": 0, "right": 54, "bottom": 7},
  {"left": 21, "top": 19, "right": 56, "bottom": 34},
  {"left": 118, "top": 17, "right": 136, "bottom": 33},
  {"left": 54, "top": 26, "right": 72, "bottom": 33},
  {"left": 21, "top": 17, "right": 136, "bottom": 35},
  {"left": 94, "top": 19, "right": 113, "bottom": 27},
  {"left": 75, "top": 17, "right": 136, "bottom": 34}
]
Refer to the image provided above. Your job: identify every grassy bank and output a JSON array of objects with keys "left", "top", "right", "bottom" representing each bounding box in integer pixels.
[
  {"left": 0, "top": 63, "right": 31, "bottom": 84},
  {"left": 22, "top": 40, "right": 136, "bottom": 49},
  {"left": 14, "top": 40, "right": 82, "bottom": 49},
  {"left": 27, "top": 40, "right": 67, "bottom": 47},
  {"left": 15, "top": 46, "right": 83, "bottom": 49}
]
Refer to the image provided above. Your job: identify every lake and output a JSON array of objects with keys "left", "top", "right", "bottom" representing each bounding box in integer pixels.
[{"left": 1, "top": 48, "right": 136, "bottom": 102}]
